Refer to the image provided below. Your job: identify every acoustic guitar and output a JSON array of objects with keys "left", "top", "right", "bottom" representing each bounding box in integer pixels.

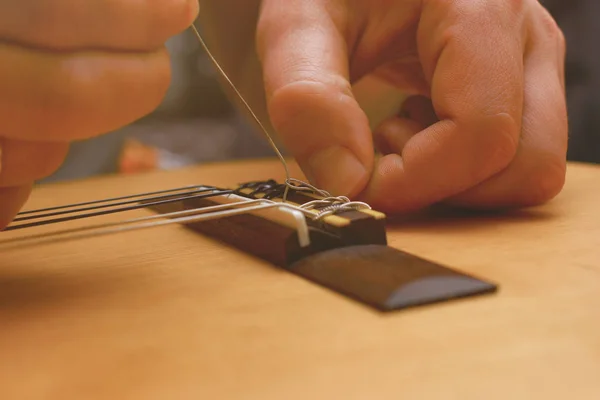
[{"left": 0, "top": 158, "right": 598, "bottom": 399}]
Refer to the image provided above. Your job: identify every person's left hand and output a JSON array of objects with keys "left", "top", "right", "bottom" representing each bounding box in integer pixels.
[{"left": 0, "top": 0, "right": 199, "bottom": 228}]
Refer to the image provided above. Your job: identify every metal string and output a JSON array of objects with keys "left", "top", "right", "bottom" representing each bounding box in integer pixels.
[
  {"left": 300, "top": 197, "right": 371, "bottom": 218},
  {"left": 16, "top": 185, "right": 204, "bottom": 216},
  {"left": 12, "top": 187, "right": 215, "bottom": 223},
  {"left": 4, "top": 189, "right": 232, "bottom": 232},
  {"left": 0, "top": 199, "right": 315, "bottom": 251},
  {"left": 189, "top": 24, "right": 292, "bottom": 201},
  {"left": 0, "top": 16, "right": 372, "bottom": 241},
  {"left": 0, "top": 184, "right": 370, "bottom": 250}
]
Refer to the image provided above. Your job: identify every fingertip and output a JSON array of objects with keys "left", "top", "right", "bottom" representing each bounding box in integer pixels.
[
  {"left": 176, "top": 0, "right": 201, "bottom": 35},
  {"left": 267, "top": 80, "right": 374, "bottom": 197},
  {"left": 187, "top": 0, "right": 201, "bottom": 23},
  {"left": 358, "top": 153, "right": 420, "bottom": 212},
  {"left": 141, "top": 0, "right": 201, "bottom": 47},
  {"left": 0, "top": 139, "right": 69, "bottom": 187},
  {"left": 0, "top": 184, "right": 33, "bottom": 230},
  {"left": 306, "top": 146, "right": 369, "bottom": 198}
]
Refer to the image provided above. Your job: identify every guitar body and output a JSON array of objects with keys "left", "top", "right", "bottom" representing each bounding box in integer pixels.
[{"left": 5, "top": 159, "right": 593, "bottom": 399}]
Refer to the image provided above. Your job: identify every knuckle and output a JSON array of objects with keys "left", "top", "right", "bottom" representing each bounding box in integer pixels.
[
  {"left": 535, "top": 4, "right": 564, "bottom": 41},
  {"left": 432, "top": 0, "right": 524, "bottom": 23},
  {"left": 478, "top": 113, "right": 520, "bottom": 174}
]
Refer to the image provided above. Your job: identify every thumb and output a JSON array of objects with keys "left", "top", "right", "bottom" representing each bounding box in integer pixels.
[{"left": 256, "top": 0, "right": 373, "bottom": 197}]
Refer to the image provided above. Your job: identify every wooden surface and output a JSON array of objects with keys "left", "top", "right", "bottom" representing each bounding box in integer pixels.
[{"left": 0, "top": 158, "right": 599, "bottom": 399}]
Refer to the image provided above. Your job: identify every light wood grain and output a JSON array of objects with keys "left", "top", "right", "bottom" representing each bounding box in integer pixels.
[{"left": 0, "top": 158, "right": 599, "bottom": 399}]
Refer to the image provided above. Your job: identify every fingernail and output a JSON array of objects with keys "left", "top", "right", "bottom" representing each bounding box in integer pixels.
[{"left": 306, "top": 146, "right": 367, "bottom": 197}]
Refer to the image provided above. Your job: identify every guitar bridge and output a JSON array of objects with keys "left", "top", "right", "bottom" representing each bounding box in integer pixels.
[
  {"left": 1, "top": 179, "right": 497, "bottom": 312},
  {"left": 147, "top": 179, "right": 498, "bottom": 312}
]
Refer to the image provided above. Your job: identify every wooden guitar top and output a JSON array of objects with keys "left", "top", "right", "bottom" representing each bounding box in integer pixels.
[{"left": 0, "top": 159, "right": 598, "bottom": 399}]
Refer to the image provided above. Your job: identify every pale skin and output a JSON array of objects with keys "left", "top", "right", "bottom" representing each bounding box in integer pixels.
[{"left": 0, "top": 0, "right": 568, "bottom": 228}]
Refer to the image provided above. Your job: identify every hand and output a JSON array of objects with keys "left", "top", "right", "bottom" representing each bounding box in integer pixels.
[
  {"left": 0, "top": 0, "right": 199, "bottom": 228},
  {"left": 255, "top": 0, "right": 568, "bottom": 212}
]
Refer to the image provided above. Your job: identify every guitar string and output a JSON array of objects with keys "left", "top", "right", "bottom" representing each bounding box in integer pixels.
[
  {"left": 0, "top": 17, "right": 371, "bottom": 239},
  {"left": 0, "top": 200, "right": 268, "bottom": 249},
  {"left": 16, "top": 185, "right": 204, "bottom": 216},
  {"left": 0, "top": 199, "right": 317, "bottom": 251},
  {"left": 11, "top": 21, "right": 348, "bottom": 218},
  {"left": 0, "top": 186, "right": 371, "bottom": 248},
  {"left": 3, "top": 189, "right": 233, "bottom": 232},
  {"left": 12, "top": 187, "right": 215, "bottom": 223},
  {"left": 10, "top": 177, "right": 370, "bottom": 227}
]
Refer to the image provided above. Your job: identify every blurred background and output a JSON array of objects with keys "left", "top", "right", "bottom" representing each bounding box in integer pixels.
[{"left": 41, "top": 1, "right": 600, "bottom": 183}]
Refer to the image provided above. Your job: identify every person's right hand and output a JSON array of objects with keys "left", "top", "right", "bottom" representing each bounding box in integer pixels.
[
  {"left": 0, "top": 0, "right": 199, "bottom": 228},
  {"left": 200, "top": 0, "right": 568, "bottom": 214}
]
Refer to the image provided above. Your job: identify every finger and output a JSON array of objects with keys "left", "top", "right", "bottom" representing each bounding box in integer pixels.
[
  {"left": 374, "top": 117, "right": 423, "bottom": 155},
  {"left": 442, "top": 5, "right": 568, "bottom": 208},
  {"left": 0, "top": 0, "right": 199, "bottom": 51},
  {"left": 373, "top": 96, "right": 436, "bottom": 155},
  {"left": 0, "top": 184, "right": 32, "bottom": 230},
  {"left": 0, "top": 138, "right": 69, "bottom": 187},
  {"left": 257, "top": 0, "right": 373, "bottom": 197},
  {"left": 362, "top": 0, "right": 526, "bottom": 211},
  {"left": 0, "top": 43, "right": 171, "bottom": 142}
]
